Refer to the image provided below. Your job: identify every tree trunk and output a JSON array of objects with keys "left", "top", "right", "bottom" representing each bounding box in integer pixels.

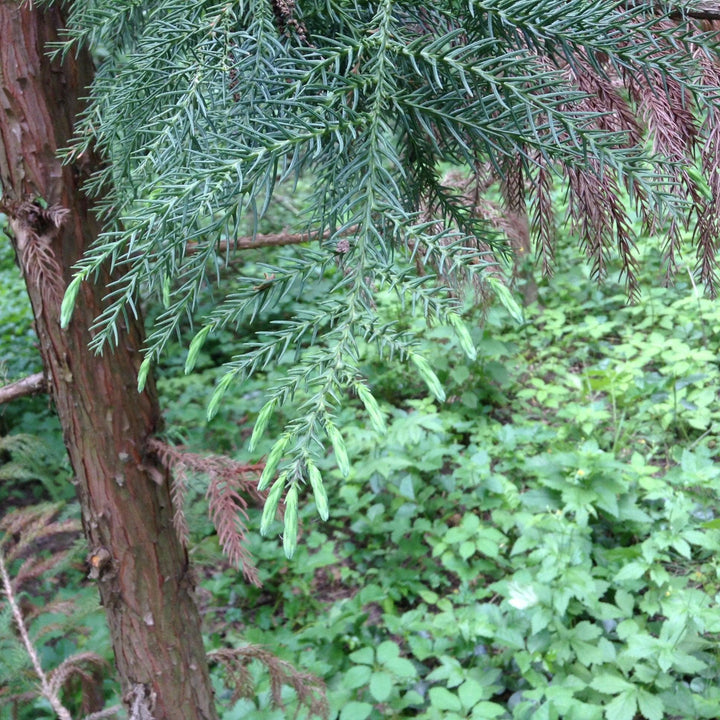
[{"left": 0, "top": 3, "right": 218, "bottom": 719}]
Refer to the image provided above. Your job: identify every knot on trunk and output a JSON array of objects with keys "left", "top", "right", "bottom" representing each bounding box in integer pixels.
[{"left": 126, "top": 683, "right": 157, "bottom": 720}]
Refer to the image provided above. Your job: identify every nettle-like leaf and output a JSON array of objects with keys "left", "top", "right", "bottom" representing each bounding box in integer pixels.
[{"left": 59, "top": 0, "right": 720, "bottom": 541}]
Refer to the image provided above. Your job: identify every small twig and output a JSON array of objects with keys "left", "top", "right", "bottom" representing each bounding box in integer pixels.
[
  {"left": 83, "top": 706, "right": 124, "bottom": 720},
  {"left": 0, "top": 372, "right": 46, "bottom": 404},
  {"left": 0, "top": 548, "right": 73, "bottom": 720},
  {"left": 668, "top": 1, "right": 720, "bottom": 19},
  {"left": 186, "top": 226, "right": 357, "bottom": 256}
]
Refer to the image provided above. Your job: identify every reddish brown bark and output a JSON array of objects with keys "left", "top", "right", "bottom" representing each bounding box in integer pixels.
[{"left": 0, "top": 3, "right": 218, "bottom": 718}]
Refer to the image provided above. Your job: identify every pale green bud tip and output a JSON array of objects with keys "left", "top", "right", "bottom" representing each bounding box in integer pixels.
[
  {"left": 447, "top": 313, "right": 477, "bottom": 361},
  {"left": 410, "top": 353, "right": 446, "bottom": 403},
  {"left": 257, "top": 434, "right": 289, "bottom": 491},
  {"left": 60, "top": 276, "right": 83, "bottom": 329},
  {"left": 260, "top": 475, "right": 285, "bottom": 536},
  {"left": 137, "top": 357, "right": 151, "bottom": 393},
  {"left": 356, "top": 384, "right": 386, "bottom": 434},
  {"left": 283, "top": 484, "right": 299, "bottom": 558},
  {"left": 487, "top": 277, "right": 524, "bottom": 324},
  {"left": 206, "top": 371, "right": 235, "bottom": 421},
  {"left": 307, "top": 461, "right": 329, "bottom": 521},
  {"left": 249, "top": 399, "right": 277, "bottom": 453},
  {"left": 185, "top": 325, "right": 212, "bottom": 375},
  {"left": 326, "top": 423, "right": 350, "bottom": 477}
]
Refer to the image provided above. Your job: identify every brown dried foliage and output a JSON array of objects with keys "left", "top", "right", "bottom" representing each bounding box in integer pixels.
[
  {"left": 147, "top": 438, "right": 264, "bottom": 586},
  {"left": 6, "top": 201, "right": 70, "bottom": 306},
  {"left": 209, "top": 645, "right": 329, "bottom": 719},
  {"left": 461, "top": 17, "right": 720, "bottom": 299},
  {"left": 0, "top": 505, "right": 118, "bottom": 717}
]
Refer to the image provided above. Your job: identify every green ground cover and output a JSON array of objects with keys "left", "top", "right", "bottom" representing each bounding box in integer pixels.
[{"left": 3, "top": 222, "right": 720, "bottom": 719}]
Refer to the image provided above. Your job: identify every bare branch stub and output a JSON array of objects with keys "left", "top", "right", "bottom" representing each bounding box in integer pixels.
[{"left": 0, "top": 373, "right": 46, "bottom": 405}]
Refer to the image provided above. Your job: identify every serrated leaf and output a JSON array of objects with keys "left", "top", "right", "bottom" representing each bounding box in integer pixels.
[
  {"left": 339, "top": 701, "right": 373, "bottom": 720},
  {"left": 348, "top": 647, "right": 374, "bottom": 665},
  {"left": 383, "top": 656, "right": 416, "bottom": 679},
  {"left": 344, "top": 665, "right": 372, "bottom": 689},
  {"left": 429, "top": 687, "right": 462, "bottom": 712},
  {"left": 369, "top": 671, "right": 393, "bottom": 701},
  {"left": 614, "top": 561, "right": 647, "bottom": 582},
  {"left": 376, "top": 640, "right": 400, "bottom": 664},
  {"left": 471, "top": 701, "right": 506, "bottom": 718},
  {"left": 589, "top": 674, "right": 635, "bottom": 695},
  {"left": 637, "top": 689, "right": 664, "bottom": 720},
  {"left": 458, "top": 679, "right": 485, "bottom": 709},
  {"left": 605, "top": 690, "right": 637, "bottom": 720}
]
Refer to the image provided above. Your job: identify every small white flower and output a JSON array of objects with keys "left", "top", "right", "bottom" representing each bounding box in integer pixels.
[{"left": 507, "top": 582, "right": 539, "bottom": 610}]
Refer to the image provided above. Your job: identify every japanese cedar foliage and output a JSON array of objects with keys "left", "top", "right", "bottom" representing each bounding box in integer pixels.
[{"left": 59, "top": 0, "right": 720, "bottom": 553}]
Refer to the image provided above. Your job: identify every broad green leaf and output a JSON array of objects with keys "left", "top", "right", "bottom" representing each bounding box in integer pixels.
[
  {"left": 614, "top": 561, "right": 647, "bottom": 582},
  {"left": 429, "top": 687, "right": 462, "bottom": 712},
  {"left": 383, "top": 656, "right": 417, "bottom": 679},
  {"left": 376, "top": 640, "right": 400, "bottom": 664},
  {"left": 458, "top": 679, "right": 486, "bottom": 709},
  {"left": 589, "top": 675, "right": 635, "bottom": 695},
  {"left": 339, "top": 701, "right": 373, "bottom": 720},
  {"left": 344, "top": 665, "right": 372, "bottom": 689},
  {"left": 637, "top": 689, "right": 664, "bottom": 720},
  {"left": 471, "top": 701, "right": 506, "bottom": 718},
  {"left": 369, "top": 671, "right": 393, "bottom": 701},
  {"left": 348, "top": 647, "right": 374, "bottom": 666},
  {"left": 605, "top": 690, "right": 637, "bottom": 720}
]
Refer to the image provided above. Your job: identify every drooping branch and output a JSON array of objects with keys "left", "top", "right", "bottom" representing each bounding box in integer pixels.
[{"left": 0, "top": 372, "right": 46, "bottom": 404}]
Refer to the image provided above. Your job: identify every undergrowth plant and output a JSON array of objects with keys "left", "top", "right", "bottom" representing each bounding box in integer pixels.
[{"left": 164, "top": 229, "right": 720, "bottom": 720}]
